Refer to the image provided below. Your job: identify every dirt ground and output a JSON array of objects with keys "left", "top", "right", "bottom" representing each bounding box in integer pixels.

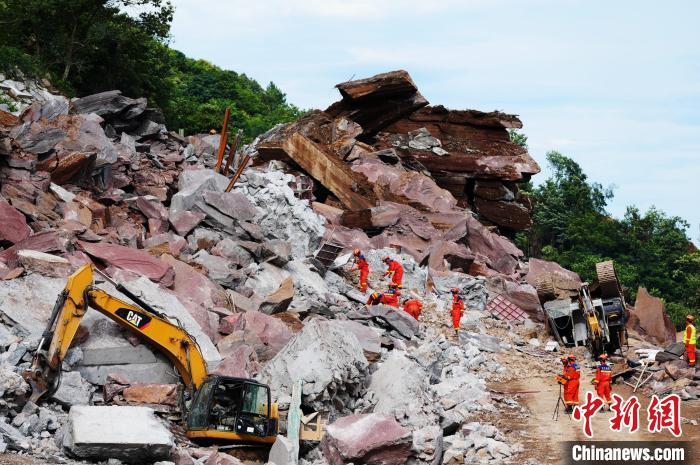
[{"left": 492, "top": 358, "right": 700, "bottom": 464}]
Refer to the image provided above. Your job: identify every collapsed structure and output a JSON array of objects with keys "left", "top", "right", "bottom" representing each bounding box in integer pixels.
[{"left": 0, "top": 71, "right": 694, "bottom": 465}]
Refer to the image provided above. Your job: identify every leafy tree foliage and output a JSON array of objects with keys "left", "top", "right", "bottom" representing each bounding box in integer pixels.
[
  {"left": 0, "top": 0, "right": 300, "bottom": 141},
  {"left": 522, "top": 151, "right": 698, "bottom": 328}
]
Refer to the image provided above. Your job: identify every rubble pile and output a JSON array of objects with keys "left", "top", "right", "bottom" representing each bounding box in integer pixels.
[{"left": 0, "top": 73, "right": 694, "bottom": 465}]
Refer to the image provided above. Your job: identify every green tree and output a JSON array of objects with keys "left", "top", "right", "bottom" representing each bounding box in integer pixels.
[{"left": 524, "top": 151, "right": 697, "bottom": 328}]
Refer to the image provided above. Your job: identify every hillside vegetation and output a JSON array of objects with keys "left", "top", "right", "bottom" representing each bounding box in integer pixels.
[
  {"left": 510, "top": 132, "right": 699, "bottom": 328},
  {"left": 0, "top": 0, "right": 301, "bottom": 141}
]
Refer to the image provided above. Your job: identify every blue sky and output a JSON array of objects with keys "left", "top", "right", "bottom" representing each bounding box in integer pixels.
[{"left": 168, "top": 0, "right": 699, "bottom": 243}]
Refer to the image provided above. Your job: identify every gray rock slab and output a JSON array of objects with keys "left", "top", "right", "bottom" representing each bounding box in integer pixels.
[
  {"left": 63, "top": 405, "right": 173, "bottom": 462},
  {"left": 459, "top": 332, "right": 501, "bottom": 353},
  {"left": 52, "top": 371, "right": 93, "bottom": 407},
  {"left": 77, "top": 361, "right": 178, "bottom": 385},
  {"left": 347, "top": 305, "right": 419, "bottom": 339}
]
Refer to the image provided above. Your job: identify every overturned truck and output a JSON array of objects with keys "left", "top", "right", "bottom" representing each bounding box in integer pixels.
[{"left": 538, "top": 261, "right": 628, "bottom": 357}]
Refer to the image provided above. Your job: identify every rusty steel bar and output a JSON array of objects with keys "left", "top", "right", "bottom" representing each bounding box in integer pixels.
[
  {"left": 222, "top": 131, "right": 241, "bottom": 176},
  {"left": 224, "top": 154, "right": 251, "bottom": 193},
  {"left": 214, "top": 107, "right": 230, "bottom": 173}
]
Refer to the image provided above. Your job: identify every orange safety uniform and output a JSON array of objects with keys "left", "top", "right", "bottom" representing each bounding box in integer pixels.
[
  {"left": 352, "top": 253, "right": 370, "bottom": 293},
  {"left": 451, "top": 294, "right": 465, "bottom": 330},
  {"left": 403, "top": 299, "right": 423, "bottom": 320},
  {"left": 383, "top": 260, "right": 404, "bottom": 288},
  {"left": 684, "top": 321, "right": 696, "bottom": 367},
  {"left": 594, "top": 362, "right": 613, "bottom": 405},
  {"left": 381, "top": 291, "right": 400, "bottom": 308},
  {"left": 561, "top": 362, "right": 581, "bottom": 407},
  {"left": 366, "top": 293, "right": 382, "bottom": 306}
]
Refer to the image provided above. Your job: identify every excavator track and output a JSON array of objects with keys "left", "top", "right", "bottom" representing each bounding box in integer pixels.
[{"left": 596, "top": 260, "right": 621, "bottom": 299}]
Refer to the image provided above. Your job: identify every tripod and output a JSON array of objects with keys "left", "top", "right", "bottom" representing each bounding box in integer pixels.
[{"left": 552, "top": 383, "right": 571, "bottom": 421}]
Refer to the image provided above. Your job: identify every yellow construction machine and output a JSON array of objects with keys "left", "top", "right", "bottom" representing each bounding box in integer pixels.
[{"left": 23, "top": 264, "right": 279, "bottom": 445}]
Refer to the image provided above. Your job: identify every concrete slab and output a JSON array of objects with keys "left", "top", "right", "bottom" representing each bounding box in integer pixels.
[{"left": 63, "top": 405, "right": 174, "bottom": 462}]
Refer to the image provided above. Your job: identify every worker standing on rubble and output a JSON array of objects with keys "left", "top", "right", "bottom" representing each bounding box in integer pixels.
[
  {"left": 382, "top": 256, "right": 404, "bottom": 288},
  {"left": 349, "top": 249, "right": 370, "bottom": 293},
  {"left": 450, "top": 288, "right": 465, "bottom": 336},
  {"left": 403, "top": 298, "right": 423, "bottom": 320},
  {"left": 592, "top": 354, "right": 613, "bottom": 410},
  {"left": 684, "top": 314, "right": 696, "bottom": 367}
]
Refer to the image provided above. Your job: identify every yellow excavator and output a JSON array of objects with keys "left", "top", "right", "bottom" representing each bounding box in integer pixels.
[{"left": 23, "top": 264, "right": 279, "bottom": 445}]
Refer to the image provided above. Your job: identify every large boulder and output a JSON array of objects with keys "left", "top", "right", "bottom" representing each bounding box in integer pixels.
[
  {"left": 0, "top": 200, "right": 31, "bottom": 245},
  {"left": 629, "top": 287, "right": 677, "bottom": 345},
  {"left": 217, "top": 312, "right": 293, "bottom": 363},
  {"left": 321, "top": 413, "right": 412, "bottom": 465},
  {"left": 63, "top": 405, "right": 174, "bottom": 462},
  {"left": 347, "top": 305, "right": 419, "bottom": 339},
  {"left": 257, "top": 319, "right": 368, "bottom": 412}
]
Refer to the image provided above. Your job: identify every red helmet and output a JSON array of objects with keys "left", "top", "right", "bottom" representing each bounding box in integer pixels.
[
  {"left": 370, "top": 292, "right": 380, "bottom": 300},
  {"left": 353, "top": 248, "right": 361, "bottom": 256},
  {"left": 382, "top": 256, "right": 391, "bottom": 263},
  {"left": 599, "top": 354, "right": 608, "bottom": 361},
  {"left": 450, "top": 288, "right": 459, "bottom": 293},
  {"left": 567, "top": 355, "right": 577, "bottom": 361}
]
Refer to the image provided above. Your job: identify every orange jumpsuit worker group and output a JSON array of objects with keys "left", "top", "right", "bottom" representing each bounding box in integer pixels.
[
  {"left": 684, "top": 314, "right": 696, "bottom": 368},
  {"left": 350, "top": 249, "right": 370, "bottom": 293},
  {"left": 450, "top": 288, "right": 464, "bottom": 335},
  {"left": 556, "top": 355, "right": 580, "bottom": 413},
  {"left": 403, "top": 299, "right": 423, "bottom": 321},
  {"left": 593, "top": 354, "right": 613, "bottom": 410},
  {"left": 382, "top": 256, "right": 404, "bottom": 288}
]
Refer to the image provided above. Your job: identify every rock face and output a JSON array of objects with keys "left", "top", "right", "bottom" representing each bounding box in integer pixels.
[
  {"left": 217, "top": 311, "right": 293, "bottom": 363},
  {"left": 63, "top": 405, "right": 174, "bottom": 461},
  {"left": 0, "top": 200, "right": 32, "bottom": 244},
  {"left": 257, "top": 320, "right": 368, "bottom": 412},
  {"left": 630, "top": 287, "right": 676, "bottom": 345},
  {"left": 321, "top": 413, "right": 412, "bottom": 465}
]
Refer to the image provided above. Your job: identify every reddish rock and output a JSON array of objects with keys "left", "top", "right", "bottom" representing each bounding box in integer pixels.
[
  {"left": 217, "top": 312, "right": 292, "bottom": 363},
  {"left": 144, "top": 233, "right": 187, "bottom": 257},
  {"left": 76, "top": 240, "right": 174, "bottom": 285},
  {"left": 321, "top": 413, "right": 412, "bottom": 465},
  {"left": 525, "top": 258, "right": 581, "bottom": 288},
  {"left": 664, "top": 359, "right": 696, "bottom": 381},
  {"left": 204, "top": 452, "right": 243, "bottom": 465},
  {"left": 465, "top": 216, "right": 522, "bottom": 276},
  {"left": 630, "top": 287, "right": 677, "bottom": 345},
  {"left": 272, "top": 312, "right": 305, "bottom": 333},
  {"left": 17, "top": 250, "right": 73, "bottom": 277},
  {"left": 487, "top": 276, "right": 543, "bottom": 320},
  {"left": 169, "top": 210, "right": 206, "bottom": 236},
  {"left": 122, "top": 383, "right": 177, "bottom": 406},
  {"left": 426, "top": 240, "right": 474, "bottom": 275},
  {"left": 259, "top": 277, "right": 294, "bottom": 315},
  {"left": 0, "top": 199, "right": 32, "bottom": 245},
  {"left": 160, "top": 254, "right": 229, "bottom": 341},
  {"left": 135, "top": 196, "right": 168, "bottom": 221},
  {"left": 474, "top": 197, "right": 531, "bottom": 230},
  {"left": 210, "top": 345, "right": 261, "bottom": 378},
  {"left": 0, "top": 231, "right": 70, "bottom": 267},
  {"left": 312, "top": 202, "right": 344, "bottom": 224}
]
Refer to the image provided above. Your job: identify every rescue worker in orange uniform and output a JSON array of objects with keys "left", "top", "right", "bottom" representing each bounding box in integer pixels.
[
  {"left": 593, "top": 354, "right": 613, "bottom": 410},
  {"left": 382, "top": 257, "right": 404, "bottom": 288},
  {"left": 562, "top": 355, "right": 581, "bottom": 412},
  {"left": 684, "top": 314, "right": 696, "bottom": 368},
  {"left": 380, "top": 284, "right": 401, "bottom": 308},
  {"left": 349, "top": 249, "right": 370, "bottom": 293},
  {"left": 450, "top": 288, "right": 464, "bottom": 335},
  {"left": 366, "top": 292, "right": 383, "bottom": 306},
  {"left": 403, "top": 299, "right": 423, "bottom": 321}
]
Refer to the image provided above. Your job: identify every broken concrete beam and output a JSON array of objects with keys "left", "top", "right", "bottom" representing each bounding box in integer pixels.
[
  {"left": 17, "top": 250, "right": 72, "bottom": 277},
  {"left": 63, "top": 405, "right": 174, "bottom": 462},
  {"left": 321, "top": 413, "right": 412, "bottom": 465},
  {"left": 0, "top": 199, "right": 32, "bottom": 245}
]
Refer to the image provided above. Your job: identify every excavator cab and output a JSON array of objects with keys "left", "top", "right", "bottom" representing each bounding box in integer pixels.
[{"left": 185, "top": 376, "right": 278, "bottom": 445}]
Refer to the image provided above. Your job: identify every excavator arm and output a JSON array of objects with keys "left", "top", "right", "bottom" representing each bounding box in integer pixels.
[{"left": 24, "top": 264, "right": 208, "bottom": 402}]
